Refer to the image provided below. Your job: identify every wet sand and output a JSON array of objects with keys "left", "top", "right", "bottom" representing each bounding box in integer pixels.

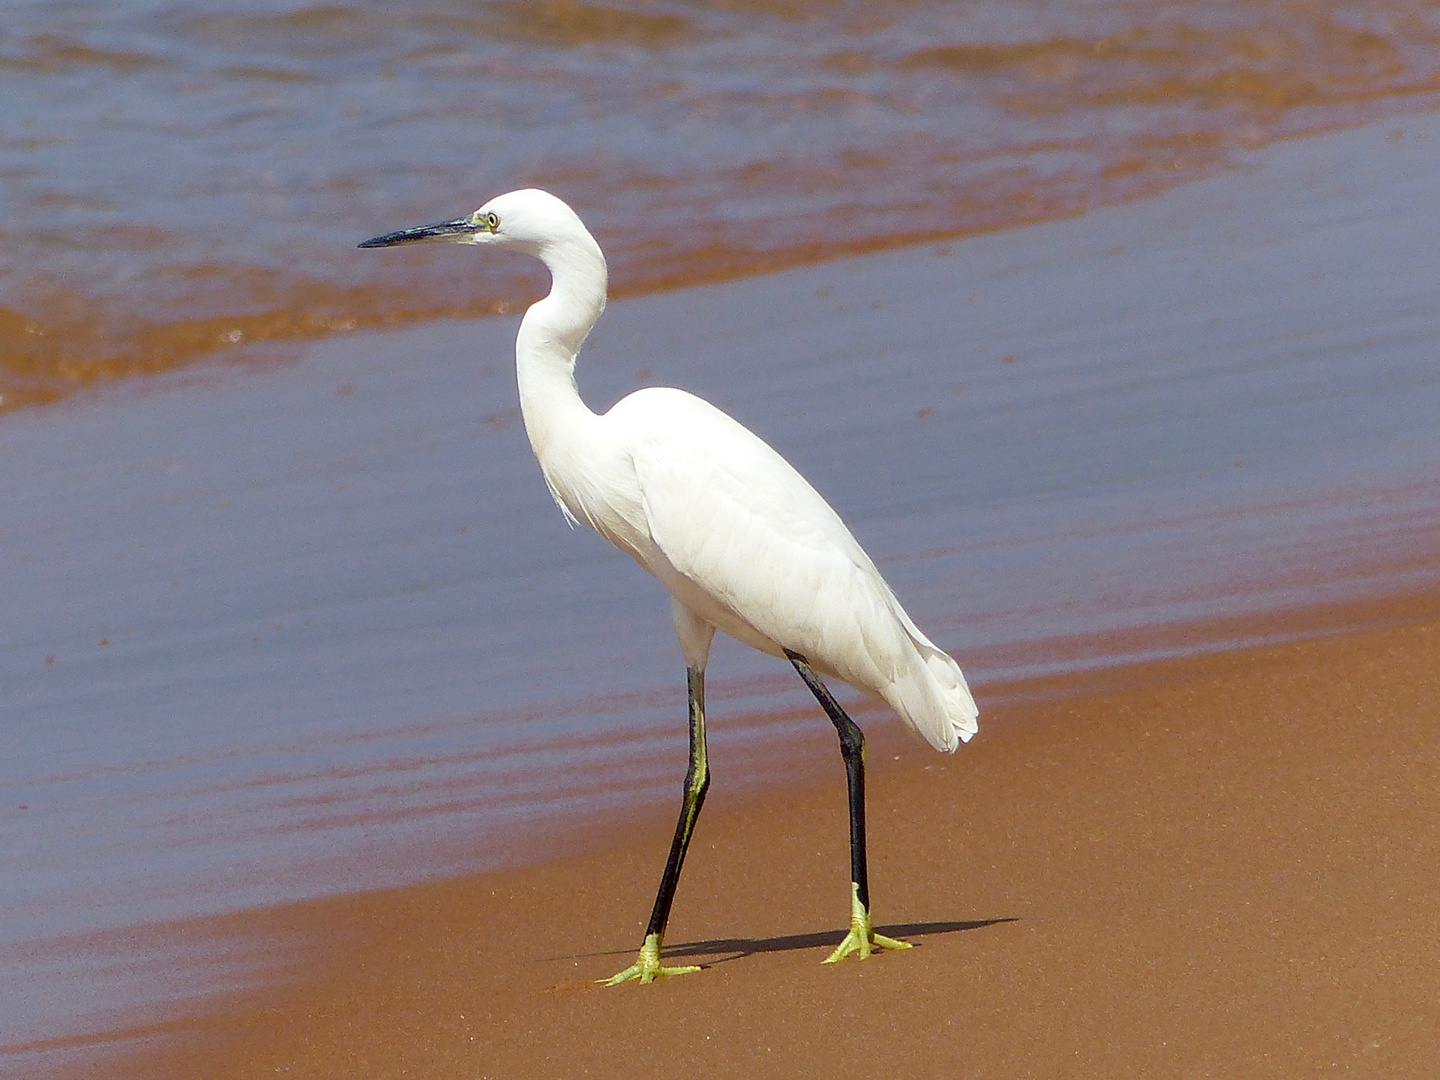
[
  {"left": 8, "top": 112, "right": 1440, "bottom": 1061},
  {"left": 66, "top": 594, "right": 1440, "bottom": 1079}
]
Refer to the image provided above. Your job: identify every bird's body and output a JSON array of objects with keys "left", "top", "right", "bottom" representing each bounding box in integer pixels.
[
  {"left": 546, "top": 383, "right": 976, "bottom": 751},
  {"left": 361, "top": 188, "right": 977, "bottom": 983}
]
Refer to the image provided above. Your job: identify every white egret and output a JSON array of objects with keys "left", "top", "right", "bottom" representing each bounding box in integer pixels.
[{"left": 360, "top": 189, "right": 977, "bottom": 985}]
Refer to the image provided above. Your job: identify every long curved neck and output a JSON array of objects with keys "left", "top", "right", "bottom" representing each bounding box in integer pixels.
[{"left": 515, "top": 231, "right": 608, "bottom": 469}]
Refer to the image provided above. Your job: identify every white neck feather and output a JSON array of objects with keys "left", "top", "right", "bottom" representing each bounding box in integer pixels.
[{"left": 514, "top": 224, "right": 610, "bottom": 495}]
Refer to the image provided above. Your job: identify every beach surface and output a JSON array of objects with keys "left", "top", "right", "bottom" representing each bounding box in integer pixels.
[
  {"left": 6, "top": 2, "right": 1440, "bottom": 1071},
  {"left": 60, "top": 595, "right": 1440, "bottom": 1079},
  {"left": 5, "top": 109, "right": 1440, "bottom": 1073}
]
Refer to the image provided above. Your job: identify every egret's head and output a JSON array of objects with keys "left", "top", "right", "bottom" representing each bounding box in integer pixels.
[{"left": 358, "top": 188, "right": 587, "bottom": 257}]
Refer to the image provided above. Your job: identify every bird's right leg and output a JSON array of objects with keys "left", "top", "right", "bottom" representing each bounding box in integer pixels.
[
  {"left": 786, "top": 650, "right": 913, "bottom": 963},
  {"left": 600, "top": 664, "right": 711, "bottom": 986}
]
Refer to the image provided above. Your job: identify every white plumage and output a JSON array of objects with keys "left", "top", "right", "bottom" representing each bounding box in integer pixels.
[
  {"left": 360, "top": 187, "right": 976, "bottom": 982},
  {"left": 490, "top": 188, "right": 977, "bottom": 751},
  {"left": 611, "top": 387, "right": 976, "bottom": 751}
]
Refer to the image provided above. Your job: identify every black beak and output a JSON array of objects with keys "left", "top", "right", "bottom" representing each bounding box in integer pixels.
[{"left": 358, "top": 218, "right": 478, "bottom": 249}]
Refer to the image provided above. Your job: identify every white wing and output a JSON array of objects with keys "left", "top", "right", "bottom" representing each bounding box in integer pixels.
[{"left": 603, "top": 387, "right": 976, "bottom": 751}]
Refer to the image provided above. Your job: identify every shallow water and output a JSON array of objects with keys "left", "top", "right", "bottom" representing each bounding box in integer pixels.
[
  {"left": 3, "top": 112, "right": 1440, "bottom": 1065},
  {"left": 8, "top": 0, "right": 1440, "bottom": 1064},
  {"left": 5, "top": 0, "right": 1440, "bottom": 409}
]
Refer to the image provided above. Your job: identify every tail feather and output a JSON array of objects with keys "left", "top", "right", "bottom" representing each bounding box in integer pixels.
[
  {"left": 882, "top": 638, "right": 978, "bottom": 754},
  {"left": 923, "top": 641, "right": 979, "bottom": 747}
]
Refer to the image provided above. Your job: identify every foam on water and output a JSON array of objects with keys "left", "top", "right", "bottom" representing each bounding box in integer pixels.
[{"left": 5, "top": 0, "right": 1440, "bottom": 408}]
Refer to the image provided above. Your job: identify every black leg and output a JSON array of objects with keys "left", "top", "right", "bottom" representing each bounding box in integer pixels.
[
  {"left": 600, "top": 666, "right": 710, "bottom": 984},
  {"left": 645, "top": 665, "right": 711, "bottom": 939},
  {"left": 786, "top": 650, "right": 869, "bottom": 909},
  {"left": 786, "top": 649, "right": 912, "bottom": 962}
]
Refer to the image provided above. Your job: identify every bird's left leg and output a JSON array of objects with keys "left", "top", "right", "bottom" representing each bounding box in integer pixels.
[
  {"left": 599, "top": 666, "right": 709, "bottom": 985},
  {"left": 601, "top": 607, "right": 715, "bottom": 986},
  {"left": 786, "top": 650, "right": 913, "bottom": 963}
]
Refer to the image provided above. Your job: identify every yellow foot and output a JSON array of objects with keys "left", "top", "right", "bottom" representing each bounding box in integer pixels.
[
  {"left": 823, "top": 882, "right": 914, "bottom": 964},
  {"left": 599, "top": 932, "right": 702, "bottom": 986}
]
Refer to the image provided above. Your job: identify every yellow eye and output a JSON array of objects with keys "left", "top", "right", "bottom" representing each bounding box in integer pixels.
[{"left": 476, "top": 211, "right": 499, "bottom": 232}]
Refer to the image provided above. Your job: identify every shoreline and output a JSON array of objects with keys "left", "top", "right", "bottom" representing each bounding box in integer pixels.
[
  {"left": 6, "top": 109, "right": 1440, "bottom": 1073},
  {"left": 26, "top": 585, "right": 1440, "bottom": 1078}
]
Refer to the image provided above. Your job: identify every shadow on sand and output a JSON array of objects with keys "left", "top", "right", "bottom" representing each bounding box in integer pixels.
[{"left": 574, "top": 917, "right": 1016, "bottom": 968}]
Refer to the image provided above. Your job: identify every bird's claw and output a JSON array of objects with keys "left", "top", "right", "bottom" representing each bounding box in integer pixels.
[
  {"left": 822, "top": 881, "right": 913, "bottom": 964},
  {"left": 822, "top": 926, "right": 913, "bottom": 963},
  {"left": 598, "top": 932, "right": 701, "bottom": 986}
]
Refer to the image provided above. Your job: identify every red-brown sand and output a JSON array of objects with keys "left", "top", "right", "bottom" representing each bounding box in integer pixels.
[{"left": 61, "top": 602, "right": 1440, "bottom": 1079}]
